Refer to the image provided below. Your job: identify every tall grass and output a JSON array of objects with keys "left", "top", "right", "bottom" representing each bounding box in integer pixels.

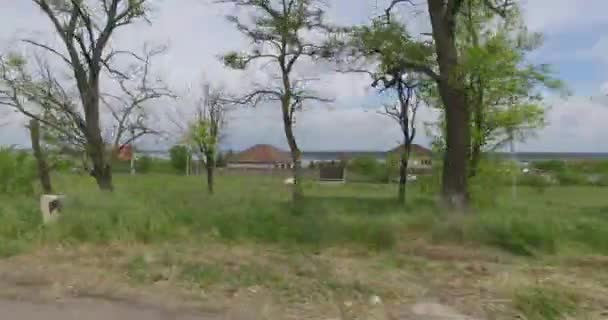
[{"left": 2, "top": 172, "right": 608, "bottom": 257}]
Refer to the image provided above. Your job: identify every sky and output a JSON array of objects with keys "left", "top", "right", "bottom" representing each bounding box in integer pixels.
[{"left": 0, "top": 0, "right": 607, "bottom": 152}]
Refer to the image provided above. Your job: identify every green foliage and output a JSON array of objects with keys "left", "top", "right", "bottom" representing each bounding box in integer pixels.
[
  {"left": 532, "top": 160, "right": 566, "bottom": 173},
  {"left": 0, "top": 148, "right": 37, "bottom": 195},
  {"left": 473, "top": 214, "right": 557, "bottom": 256},
  {"left": 424, "top": 2, "right": 566, "bottom": 171},
  {"left": 514, "top": 286, "right": 579, "bottom": 320},
  {"left": 138, "top": 155, "right": 152, "bottom": 173},
  {"left": 169, "top": 145, "right": 190, "bottom": 174},
  {"left": 469, "top": 159, "right": 517, "bottom": 208},
  {"left": 517, "top": 174, "right": 550, "bottom": 193},
  {"left": 555, "top": 171, "right": 588, "bottom": 186},
  {"left": 349, "top": 20, "right": 434, "bottom": 76},
  {"left": 0, "top": 195, "right": 39, "bottom": 257},
  {"left": 3, "top": 173, "right": 608, "bottom": 260},
  {"left": 188, "top": 119, "right": 218, "bottom": 171},
  {"left": 347, "top": 156, "right": 388, "bottom": 183}
]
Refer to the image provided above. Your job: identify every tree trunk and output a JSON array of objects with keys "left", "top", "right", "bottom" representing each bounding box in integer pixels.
[
  {"left": 428, "top": 0, "right": 470, "bottom": 211},
  {"left": 29, "top": 119, "right": 53, "bottom": 194},
  {"left": 441, "top": 99, "right": 470, "bottom": 210},
  {"left": 206, "top": 153, "right": 215, "bottom": 195},
  {"left": 469, "top": 76, "right": 485, "bottom": 178},
  {"left": 83, "top": 86, "right": 113, "bottom": 191},
  {"left": 469, "top": 101, "right": 483, "bottom": 178},
  {"left": 283, "top": 115, "right": 303, "bottom": 202},
  {"left": 469, "top": 140, "right": 481, "bottom": 178},
  {"left": 398, "top": 152, "right": 407, "bottom": 204},
  {"left": 87, "top": 135, "right": 113, "bottom": 191}
]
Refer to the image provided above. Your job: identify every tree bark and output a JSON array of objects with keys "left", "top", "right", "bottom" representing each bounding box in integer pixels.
[
  {"left": 29, "top": 119, "right": 53, "bottom": 194},
  {"left": 281, "top": 101, "right": 303, "bottom": 201},
  {"left": 83, "top": 85, "right": 114, "bottom": 191},
  {"left": 205, "top": 153, "right": 215, "bottom": 195},
  {"left": 469, "top": 100, "right": 483, "bottom": 178},
  {"left": 428, "top": 0, "right": 470, "bottom": 211},
  {"left": 398, "top": 152, "right": 407, "bottom": 204},
  {"left": 285, "top": 122, "right": 303, "bottom": 202}
]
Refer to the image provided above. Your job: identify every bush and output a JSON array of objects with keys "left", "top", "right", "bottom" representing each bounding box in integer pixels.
[
  {"left": 470, "top": 159, "right": 518, "bottom": 208},
  {"left": 138, "top": 155, "right": 152, "bottom": 173},
  {"left": 518, "top": 174, "right": 551, "bottom": 193},
  {"left": 555, "top": 171, "right": 587, "bottom": 186},
  {"left": 347, "top": 156, "right": 389, "bottom": 183},
  {"left": 169, "top": 145, "right": 190, "bottom": 174},
  {"left": 532, "top": 160, "right": 566, "bottom": 174},
  {"left": 0, "top": 148, "right": 37, "bottom": 195}
]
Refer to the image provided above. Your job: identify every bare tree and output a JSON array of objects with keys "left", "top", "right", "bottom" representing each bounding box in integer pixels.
[
  {"left": 101, "top": 44, "right": 174, "bottom": 170},
  {"left": 0, "top": 54, "right": 89, "bottom": 152},
  {"left": 379, "top": 79, "right": 421, "bottom": 204},
  {"left": 218, "top": 0, "right": 333, "bottom": 202},
  {"left": 0, "top": 46, "right": 170, "bottom": 181},
  {"left": 25, "top": 0, "right": 152, "bottom": 190}
]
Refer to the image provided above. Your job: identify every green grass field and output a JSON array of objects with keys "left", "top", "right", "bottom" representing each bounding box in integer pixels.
[{"left": 1, "top": 172, "right": 608, "bottom": 318}]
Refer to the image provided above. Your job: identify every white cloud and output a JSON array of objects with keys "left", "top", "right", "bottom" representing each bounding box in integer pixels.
[
  {"left": 522, "top": 96, "right": 608, "bottom": 152},
  {"left": 523, "top": 0, "right": 608, "bottom": 33},
  {"left": 0, "top": 0, "right": 605, "bottom": 152}
]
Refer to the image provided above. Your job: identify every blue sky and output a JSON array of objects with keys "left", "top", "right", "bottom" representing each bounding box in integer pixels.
[{"left": 1, "top": 0, "right": 607, "bottom": 152}]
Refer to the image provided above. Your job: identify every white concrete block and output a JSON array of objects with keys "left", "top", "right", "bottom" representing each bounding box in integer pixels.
[{"left": 40, "top": 195, "right": 64, "bottom": 224}]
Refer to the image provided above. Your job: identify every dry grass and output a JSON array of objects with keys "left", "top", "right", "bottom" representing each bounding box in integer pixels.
[{"left": 1, "top": 239, "right": 607, "bottom": 319}]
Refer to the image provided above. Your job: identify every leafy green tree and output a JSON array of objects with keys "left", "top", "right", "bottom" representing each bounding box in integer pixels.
[
  {"left": 328, "top": 0, "right": 518, "bottom": 210},
  {"left": 458, "top": 1, "right": 564, "bottom": 177},
  {"left": 219, "top": 0, "right": 333, "bottom": 202},
  {"left": 329, "top": 19, "right": 430, "bottom": 203},
  {"left": 422, "top": 3, "right": 564, "bottom": 178}
]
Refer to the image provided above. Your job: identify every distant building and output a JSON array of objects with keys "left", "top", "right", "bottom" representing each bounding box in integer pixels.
[
  {"left": 386, "top": 144, "right": 434, "bottom": 170},
  {"left": 227, "top": 144, "right": 293, "bottom": 169}
]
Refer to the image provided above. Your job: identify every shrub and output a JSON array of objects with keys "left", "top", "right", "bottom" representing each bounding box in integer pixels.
[
  {"left": 0, "top": 148, "right": 37, "bottom": 195},
  {"left": 169, "top": 145, "right": 190, "bottom": 174},
  {"left": 138, "top": 155, "right": 152, "bottom": 173},
  {"left": 555, "top": 171, "right": 587, "bottom": 186},
  {"left": 347, "top": 156, "right": 389, "bottom": 183},
  {"left": 532, "top": 160, "right": 566, "bottom": 174},
  {"left": 518, "top": 174, "right": 551, "bottom": 193},
  {"left": 348, "top": 156, "right": 380, "bottom": 176},
  {"left": 470, "top": 159, "right": 517, "bottom": 208}
]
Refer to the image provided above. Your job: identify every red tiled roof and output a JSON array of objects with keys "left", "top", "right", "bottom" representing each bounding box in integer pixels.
[
  {"left": 387, "top": 144, "right": 433, "bottom": 157},
  {"left": 229, "top": 144, "right": 291, "bottom": 163}
]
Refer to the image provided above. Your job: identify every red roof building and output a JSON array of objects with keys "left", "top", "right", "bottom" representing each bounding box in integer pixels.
[{"left": 227, "top": 144, "right": 292, "bottom": 169}]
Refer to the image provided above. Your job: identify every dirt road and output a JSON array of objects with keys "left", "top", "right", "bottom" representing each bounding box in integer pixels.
[
  {"left": 0, "top": 298, "right": 218, "bottom": 320},
  {"left": 0, "top": 298, "right": 482, "bottom": 320}
]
